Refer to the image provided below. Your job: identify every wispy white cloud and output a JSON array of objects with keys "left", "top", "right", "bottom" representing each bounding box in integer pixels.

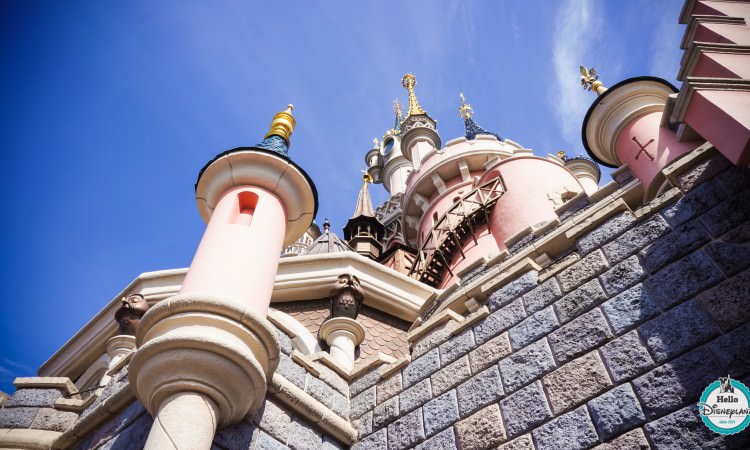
[{"left": 551, "top": 0, "right": 603, "bottom": 149}]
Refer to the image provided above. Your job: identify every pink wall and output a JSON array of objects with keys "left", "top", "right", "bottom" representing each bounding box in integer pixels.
[
  {"left": 691, "top": 52, "right": 750, "bottom": 79},
  {"left": 694, "top": 1, "right": 750, "bottom": 21},
  {"left": 180, "top": 186, "right": 287, "bottom": 316},
  {"left": 685, "top": 90, "right": 750, "bottom": 166},
  {"left": 482, "top": 157, "right": 582, "bottom": 250},
  {"left": 614, "top": 112, "right": 699, "bottom": 190}
]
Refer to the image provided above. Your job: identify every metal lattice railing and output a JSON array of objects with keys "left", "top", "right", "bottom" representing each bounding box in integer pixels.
[{"left": 409, "top": 176, "right": 505, "bottom": 286}]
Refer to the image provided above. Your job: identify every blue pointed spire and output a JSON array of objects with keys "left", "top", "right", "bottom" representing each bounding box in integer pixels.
[{"left": 459, "top": 93, "right": 502, "bottom": 141}]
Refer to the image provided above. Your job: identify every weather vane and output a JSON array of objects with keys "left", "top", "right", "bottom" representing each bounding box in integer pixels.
[
  {"left": 459, "top": 93, "right": 474, "bottom": 119},
  {"left": 580, "top": 66, "right": 607, "bottom": 95}
]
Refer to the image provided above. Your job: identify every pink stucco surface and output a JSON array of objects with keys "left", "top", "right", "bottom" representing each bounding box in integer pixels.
[
  {"left": 698, "top": 23, "right": 750, "bottom": 46},
  {"left": 180, "top": 186, "right": 287, "bottom": 316},
  {"left": 615, "top": 112, "right": 697, "bottom": 189},
  {"left": 685, "top": 90, "right": 750, "bottom": 166},
  {"left": 691, "top": 52, "right": 750, "bottom": 79},
  {"left": 695, "top": 1, "right": 750, "bottom": 22},
  {"left": 481, "top": 157, "right": 582, "bottom": 250}
]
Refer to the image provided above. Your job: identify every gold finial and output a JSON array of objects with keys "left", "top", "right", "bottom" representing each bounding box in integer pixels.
[
  {"left": 362, "top": 171, "right": 373, "bottom": 185},
  {"left": 392, "top": 99, "right": 404, "bottom": 119},
  {"left": 557, "top": 151, "right": 567, "bottom": 159},
  {"left": 580, "top": 66, "right": 607, "bottom": 95},
  {"left": 459, "top": 93, "right": 474, "bottom": 119},
  {"left": 373, "top": 137, "right": 379, "bottom": 147},
  {"left": 401, "top": 73, "right": 426, "bottom": 116},
  {"left": 265, "top": 104, "right": 296, "bottom": 144}
]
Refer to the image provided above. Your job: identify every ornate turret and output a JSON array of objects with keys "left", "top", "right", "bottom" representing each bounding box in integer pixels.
[
  {"left": 343, "top": 173, "right": 385, "bottom": 260},
  {"left": 399, "top": 74, "right": 441, "bottom": 165},
  {"left": 459, "top": 93, "right": 502, "bottom": 141}
]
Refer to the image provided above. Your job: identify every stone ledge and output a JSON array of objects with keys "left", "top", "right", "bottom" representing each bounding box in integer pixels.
[
  {"left": 268, "top": 373, "right": 357, "bottom": 445},
  {"left": 0, "top": 428, "right": 62, "bottom": 450},
  {"left": 380, "top": 356, "right": 411, "bottom": 380},
  {"left": 406, "top": 309, "right": 463, "bottom": 343},
  {"left": 13, "top": 378, "right": 78, "bottom": 398},
  {"left": 450, "top": 307, "right": 490, "bottom": 337},
  {"left": 350, "top": 353, "right": 398, "bottom": 381}
]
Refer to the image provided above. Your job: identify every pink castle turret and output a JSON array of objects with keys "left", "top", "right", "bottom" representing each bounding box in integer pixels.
[{"left": 129, "top": 105, "right": 317, "bottom": 450}]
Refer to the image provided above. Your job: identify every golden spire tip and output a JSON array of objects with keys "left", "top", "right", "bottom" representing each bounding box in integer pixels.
[
  {"left": 265, "top": 103, "right": 297, "bottom": 143},
  {"left": 580, "top": 66, "right": 607, "bottom": 96},
  {"left": 402, "top": 73, "right": 426, "bottom": 116},
  {"left": 458, "top": 92, "right": 474, "bottom": 119}
]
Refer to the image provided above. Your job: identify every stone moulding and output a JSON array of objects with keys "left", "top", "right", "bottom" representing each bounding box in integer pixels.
[
  {"left": 0, "top": 428, "right": 63, "bottom": 450},
  {"left": 129, "top": 293, "right": 280, "bottom": 427}
]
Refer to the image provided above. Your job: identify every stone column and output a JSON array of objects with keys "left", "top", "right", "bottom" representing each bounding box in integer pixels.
[
  {"left": 129, "top": 106, "right": 317, "bottom": 450},
  {"left": 319, "top": 317, "right": 366, "bottom": 373}
]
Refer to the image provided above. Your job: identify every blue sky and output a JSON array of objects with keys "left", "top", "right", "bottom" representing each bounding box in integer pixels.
[{"left": 0, "top": 0, "right": 686, "bottom": 393}]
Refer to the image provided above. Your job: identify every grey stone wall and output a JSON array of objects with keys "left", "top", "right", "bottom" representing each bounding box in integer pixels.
[{"left": 351, "top": 154, "right": 750, "bottom": 450}]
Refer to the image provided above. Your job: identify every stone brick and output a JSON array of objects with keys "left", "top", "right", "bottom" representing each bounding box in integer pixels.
[
  {"left": 351, "top": 385, "right": 376, "bottom": 420},
  {"left": 716, "top": 164, "right": 750, "bottom": 194},
  {"left": 705, "top": 241, "right": 750, "bottom": 277},
  {"left": 633, "top": 347, "right": 719, "bottom": 418},
  {"left": 455, "top": 404, "right": 507, "bottom": 450},
  {"left": 601, "top": 214, "right": 671, "bottom": 264},
  {"left": 350, "top": 368, "right": 382, "bottom": 397},
  {"left": 305, "top": 375, "right": 334, "bottom": 409},
  {"left": 473, "top": 298, "right": 526, "bottom": 344},
  {"left": 557, "top": 250, "right": 609, "bottom": 293},
  {"left": 414, "top": 428, "right": 457, "bottom": 450},
  {"left": 431, "top": 356, "right": 471, "bottom": 396},
  {"left": 422, "top": 389, "right": 459, "bottom": 437},
  {"left": 372, "top": 396, "right": 399, "bottom": 429},
  {"left": 640, "top": 219, "right": 710, "bottom": 273},
  {"left": 548, "top": 308, "right": 613, "bottom": 363},
  {"left": 498, "top": 339, "right": 556, "bottom": 393},
  {"left": 639, "top": 298, "right": 720, "bottom": 363},
  {"left": 522, "top": 277, "right": 562, "bottom": 313},
  {"left": 4, "top": 389, "right": 63, "bottom": 407},
  {"left": 399, "top": 378, "right": 431, "bottom": 414},
  {"left": 676, "top": 153, "right": 731, "bottom": 191},
  {"left": 588, "top": 383, "right": 646, "bottom": 440},
  {"left": 601, "top": 284, "right": 659, "bottom": 335},
  {"left": 322, "top": 437, "right": 343, "bottom": 450},
  {"left": 487, "top": 271, "right": 539, "bottom": 312},
  {"left": 645, "top": 250, "right": 725, "bottom": 309},
  {"left": 387, "top": 408, "right": 425, "bottom": 450},
  {"left": 29, "top": 407, "right": 77, "bottom": 432},
  {"left": 661, "top": 180, "right": 724, "bottom": 228},
  {"left": 288, "top": 418, "right": 322, "bottom": 450},
  {"left": 403, "top": 348, "right": 440, "bottom": 388},
  {"left": 499, "top": 381, "right": 552, "bottom": 438},
  {"left": 85, "top": 401, "right": 148, "bottom": 450},
  {"left": 577, "top": 212, "right": 637, "bottom": 255},
  {"left": 699, "top": 187, "right": 750, "bottom": 237},
  {"left": 599, "top": 255, "right": 646, "bottom": 297},
  {"left": 508, "top": 306, "right": 558, "bottom": 350},
  {"left": 708, "top": 321, "right": 750, "bottom": 375},
  {"left": 275, "top": 328, "right": 294, "bottom": 355},
  {"left": 257, "top": 400, "right": 292, "bottom": 444},
  {"left": 722, "top": 220, "right": 750, "bottom": 242},
  {"left": 700, "top": 270, "right": 750, "bottom": 331},
  {"left": 412, "top": 322, "right": 453, "bottom": 359},
  {"left": 531, "top": 406, "right": 598, "bottom": 450},
  {"left": 457, "top": 365, "right": 504, "bottom": 417},
  {"left": 0, "top": 406, "right": 38, "bottom": 428},
  {"left": 600, "top": 330, "right": 655, "bottom": 382},
  {"left": 644, "top": 404, "right": 750, "bottom": 450},
  {"left": 554, "top": 278, "right": 606, "bottom": 324},
  {"left": 316, "top": 364, "right": 349, "bottom": 396},
  {"left": 277, "top": 353, "right": 307, "bottom": 390},
  {"left": 543, "top": 351, "right": 612, "bottom": 415},
  {"left": 98, "top": 413, "right": 153, "bottom": 450},
  {"left": 439, "top": 329, "right": 475, "bottom": 365},
  {"left": 468, "top": 331, "right": 512, "bottom": 373},
  {"left": 495, "top": 434, "right": 534, "bottom": 450},
  {"left": 351, "top": 428, "right": 386, "bottom": 450},
  {"left": 377, "top": 373, "right": 402, "bottom": 404},
  {"left": 357, "top": 411, "right": 372, "bottom": 438},
  {"left": 592, "top": 428, "right": 650, "bottom": 450},
  {"left": 213, "top": 418, "right": 258, "bottom": 450},
  {"left": 331, "top": 390, "right": 349, "bottom": 419}
]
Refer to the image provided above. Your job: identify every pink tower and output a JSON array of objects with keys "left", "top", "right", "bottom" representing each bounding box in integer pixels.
[
  {"left": 394, "top": 80, "right": 589, "bottom": 289},
  {"left": 129, "top": 106, "right": 317, "bottom": 450}
]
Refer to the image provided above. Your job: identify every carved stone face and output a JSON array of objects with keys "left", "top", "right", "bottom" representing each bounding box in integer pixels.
[
  {"left": 114, "top": 294, "right": 151, "bottom": 336},
  {"left": 329, "top": 274, "right": 364, "bottom": 319}
]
